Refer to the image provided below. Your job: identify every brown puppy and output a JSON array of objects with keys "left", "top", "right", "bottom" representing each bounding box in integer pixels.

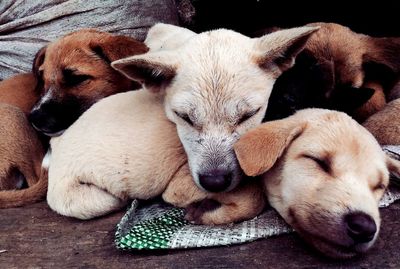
[
  {"left": 0, "top": 29, "right": 147, "bottom": 207},
  {"left": 363, "top": 98, "right": 400, "bottom": 145},
  {"left": 263, "top": 22, "right": 400, "bottom": 122},
  {"left": 0, "top": 73, "right": 39, "bottom": 115},
  {"left": 28, "top": 29, "right": 148, "bottom": 136},
  {"left": 0, "top": 104, "right": 46, "bottom": 208}
]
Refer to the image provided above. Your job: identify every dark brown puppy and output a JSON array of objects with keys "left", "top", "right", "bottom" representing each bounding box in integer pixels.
[
  {"left": 29, "top": 29, "right": 149, "bottom": 136},
  {"left": 261, "top": 22, "right": 400, "bottom": 122}
]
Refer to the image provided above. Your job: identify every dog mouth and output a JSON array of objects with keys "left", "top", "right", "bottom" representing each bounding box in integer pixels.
[
  {"left": 289, "top": 212, "right": 374, "bottom": 259},
  {"left": 294, "top": 223, "right": 376, "bottom": 259},
  {"left": 42, "top": 129, "right": 65, "bottom": 137},
  {"left": 31, "top": 123, "right": 65, "bottom": 137}
]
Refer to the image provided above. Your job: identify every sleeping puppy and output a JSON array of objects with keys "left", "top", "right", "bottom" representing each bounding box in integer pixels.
[
  {"left": 262, "top": 22, "right": 400, "bottom": 122},
  {"left": 234, "top": 108, "right": 400, "bottom": 258},
  {"left": 0, "top": 104, "right": 46, "bottom": 208},
  {"left": 28, "top": 29, "right": 148, "bottom": 137},
  {"left": 47, "top": 90, "right": 265, "bottom": 223},
  {"left": 112, "top": 23, "right": 319, "bottom": 194}
]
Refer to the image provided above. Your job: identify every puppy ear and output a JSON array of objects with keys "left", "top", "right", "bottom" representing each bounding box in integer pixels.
[
  {"left": 329, "top": 86, "right": 375, "bottom": 111},
  {"left": 254, "top": 26, "right": 320, "bottom": 76},
  {"left": 363, "top": 37, "right": 400, "bottom": 89},
  {"left": 90, "top": 35, "right": 149, "bottom": 64},
  {"left": 234, "top": 119, "right": 306, "bottom": 177},
  {"left": 32, "top": 46, "right": 47, "bottom": 77},
  {"left": 111, "top": 52, "right": 177, "bottom": 92}
]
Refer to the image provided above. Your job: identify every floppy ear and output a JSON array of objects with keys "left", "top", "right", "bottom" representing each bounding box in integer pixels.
[
  {"left": 111, "top": 52, "right": 177, "bottom": 92},
  {"left": 32, "top": 46, "right": 47, "bottom": 78},
  {"left": 363, "top": 37, "right": 400, "bottom": 89},
  {"left": 90, "top": 35, "right": 149, "bottom": 64},
  {"left": 234, "top": 119, "right": 306, "bottom": 177},
  {"left": 254, "top": 26, "right": 320, "bottom": 76},
  {"left": 329, "top": 86, "right": 375, "bottom": 111}
]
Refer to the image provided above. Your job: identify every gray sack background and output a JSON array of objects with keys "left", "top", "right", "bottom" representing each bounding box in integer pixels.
[{"left": 0, "top": 0, "right": 179, "bottom": 80}]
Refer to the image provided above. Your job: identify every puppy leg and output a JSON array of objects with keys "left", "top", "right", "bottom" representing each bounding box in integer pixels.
[
  {"left": 162, "top": 164, "right": 207, "bottom": 208},
  {"left": 186, "top": 181, "right": 265, "bottom": 225},
  {"left": 47, "top": 175, "right": 127, "bottom": 220}
]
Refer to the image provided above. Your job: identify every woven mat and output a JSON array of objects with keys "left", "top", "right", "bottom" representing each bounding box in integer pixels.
[{"left": 115, "top": 146, "right": 400, "bottom": 250}]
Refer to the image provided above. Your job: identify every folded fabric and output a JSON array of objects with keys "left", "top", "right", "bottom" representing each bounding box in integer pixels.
[
  {"left": 0, "top": 0, "right": 179, "bottom": 80},
  {"left": 115, "top": 145, "right": 400, "bottom": 250}
]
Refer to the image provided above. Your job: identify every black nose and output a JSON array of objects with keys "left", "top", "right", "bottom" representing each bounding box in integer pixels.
[
  {"left": 198, "top": 170, "right": 232, "bottom": 192},
  {"left": 344, "top": 212, "right": 377, "bottom": 244}
]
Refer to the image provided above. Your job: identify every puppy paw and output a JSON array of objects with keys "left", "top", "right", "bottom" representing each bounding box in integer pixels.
[{"left": 185, "top": 199, "right": 221, "bottom": 225}]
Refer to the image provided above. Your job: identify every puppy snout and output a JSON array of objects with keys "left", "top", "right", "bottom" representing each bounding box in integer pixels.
[
  {"left": 344, "top": 212, "right": 377, "bottom": 244},
  {"left": 198, "top": 170, "right": 232, "bottom": 193}
]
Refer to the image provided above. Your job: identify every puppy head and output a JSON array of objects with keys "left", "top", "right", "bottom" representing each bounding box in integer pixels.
[
  {"left": 264, "top": 51, "right": 376, "bottom": 121},
  {"left": 29, "top": 29, "right": 148, "bottom": 136},
  {"left": 265, "top": 23, "right": 400, "bottom": 121},
  {"left": 235, "top": 108, "right": 399, "bottom": 258},
  {"left": 112, "top": 26, "right": 319, "bottom": 193}
]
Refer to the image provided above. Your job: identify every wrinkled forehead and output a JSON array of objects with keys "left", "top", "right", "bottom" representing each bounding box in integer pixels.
[
  {"left": 43, "top": 43, "right": 100, "bottom": 73},
  {"left": 167, "top": 65, "right": 273, "bottom": 117},
  {"left": 166, "top": 34, "right": 275, "bottom": 113}
]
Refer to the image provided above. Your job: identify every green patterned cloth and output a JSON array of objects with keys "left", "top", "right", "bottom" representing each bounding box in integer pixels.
[
  {"left": 115, "top": 145, "right": 400, "bottom": 251},
  {"left": 117, "top": 204, "right": 188, "bottom": 250}
]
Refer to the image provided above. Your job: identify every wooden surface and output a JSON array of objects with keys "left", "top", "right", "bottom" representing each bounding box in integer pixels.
[{"left": 1, "top": 201, "right": 400, "bottom": 268}]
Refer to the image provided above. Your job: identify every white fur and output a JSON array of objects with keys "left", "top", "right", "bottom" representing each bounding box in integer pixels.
[{"left": 47, "top": 91, "right": 186, "bottom": 219}]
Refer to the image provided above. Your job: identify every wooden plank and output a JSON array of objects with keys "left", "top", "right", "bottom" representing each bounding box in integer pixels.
[{"left": 1, "top": 201, "right": 400, "bottom": 268}]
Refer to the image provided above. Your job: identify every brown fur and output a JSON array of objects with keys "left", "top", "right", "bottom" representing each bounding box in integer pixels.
[
  {"left": 305, "top": 23, "right": 400, "bottom": 120},
  {"left": 30, "top": 28, "right": 149, "bottom": 135},
  {"left": 0, "top": 73, "right": 39, "bottom": 114},
  {"left": 363, "top": 98, "right": 400, "bottom": 145},
  {"left": 34, "top": 29, "right": 149, "bottom": 100},
  {"left": 0, "top": 104, "right": 46, "bottom": 208},
  {"left": 263, "top": 23, "right": 400, "bottom": 122}
]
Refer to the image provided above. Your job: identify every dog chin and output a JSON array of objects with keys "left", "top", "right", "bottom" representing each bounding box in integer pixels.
[
  {"left": 302, "top": 232, "right": 373, "bottom": 259},
  {"left": 43, "top": 129, "right": 65, "bottom": 137}
]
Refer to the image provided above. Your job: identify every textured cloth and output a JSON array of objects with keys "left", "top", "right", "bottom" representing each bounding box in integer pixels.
[
  {"left": 115, "top": 146, "right": 400, "bottom": 250},
  {"left": 0, "top": 0, "right": 179, "bottom": 80}
]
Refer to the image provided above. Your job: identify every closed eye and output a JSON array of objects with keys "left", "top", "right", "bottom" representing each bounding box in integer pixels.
[
  {"left": 63, "top": 69, "right": 92, "bottom": 87},
  {"left": 303, "top": 154, "right": 331, "bottom": 174},
  {"left": 238, "top": 107, "right": 261, "bottom": 125},
  {"left": 174, "top": 110, "right": 194, "bottom": 127},
  {"left": 373, "top": 183, "right": 386, "bottom": 191}
]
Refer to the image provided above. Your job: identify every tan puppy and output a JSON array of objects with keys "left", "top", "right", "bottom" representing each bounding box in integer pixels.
[
  {"left": 112, "top": 23, "right": 319, "bottom": 194},
  {"left": 0, "top": 104, "right": 46, "bottom": 208},
  {"left": 234, "top": 109, "right": 400, "bottom": 258},
  {"left": 47, "top": 90, "right": 264, "bottom": 223},
  {"left": 28, "top": 29, "right": 148, "bottom": 136},
  {"left": 363, "top": 98, "right": 400, "bottom": 145},
  {"left": 0, "top": 73, "right": 39, "bottom": 115}
]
